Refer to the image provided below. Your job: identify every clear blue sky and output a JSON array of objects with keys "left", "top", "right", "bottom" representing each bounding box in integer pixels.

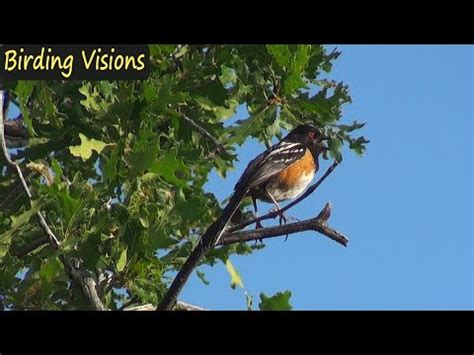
[{"left": 181, "top": 45, "right": 473, "bottom": 310}]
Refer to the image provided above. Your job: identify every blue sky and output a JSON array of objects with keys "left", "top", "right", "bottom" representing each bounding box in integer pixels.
[{"left": 181, "top": 45, "right": 473, "bottom": 310}]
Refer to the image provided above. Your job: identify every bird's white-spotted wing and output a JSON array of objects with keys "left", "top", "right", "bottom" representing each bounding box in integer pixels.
[{"left": 234, "top": 141, "right": 306, "bottom": 191}]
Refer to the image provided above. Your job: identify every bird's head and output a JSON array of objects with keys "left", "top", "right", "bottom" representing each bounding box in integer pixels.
[{"left": 285, "top": 124, "right": 328, "bottom": 154}]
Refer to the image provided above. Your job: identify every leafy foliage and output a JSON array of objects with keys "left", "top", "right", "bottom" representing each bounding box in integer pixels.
[
  {"left": 0, "top": 45, "right": 367, "bottom": 310},
  {"left": 259, "top": 290, "right": 293, "bottom": 310}
]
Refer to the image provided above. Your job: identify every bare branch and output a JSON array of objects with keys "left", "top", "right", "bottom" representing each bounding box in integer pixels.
[
  {"left": 125, "top": 301, "right": 206, "bottom": 311},
  {"left": 227, "top": 160, "right": 340, "bottom": 233},
  {"left": 220, "top": 202, "right": 348, "bottom": 247}
]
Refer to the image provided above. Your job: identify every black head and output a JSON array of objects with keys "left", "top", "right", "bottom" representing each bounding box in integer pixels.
[{"left": 284, "top": 124, "right": 327, "bottom": 152}]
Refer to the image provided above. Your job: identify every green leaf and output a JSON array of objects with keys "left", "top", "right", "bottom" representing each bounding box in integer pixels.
[
  {"left": 150, "top": 150, "right": 189, "bottom": 189},
  {"left": 69, "top": 133, "right": 108, "bottom": 161},
  {"left": 283, "top": 71, "right": 307, "bottom": 96},
  {"left": 14, "top": 81, "right": 37, "bottom": 136},
  {"left": 328, "top": 136, "right": 343, "bottom": 163},
  {"left": 349, "top": 136, "right": 370, "bottom": 156},
  {"left": 258, "top": 290, "right": 293, "bottom": 311},
  {"left": 338, "top": 121, "right": 366, "bottom": 133},
  {"left": 196, "top": 269, "right": 210, "bottom": 286},
  {"left": 116, "top": 248, "right": 127, "bottom": 272},
  {"left": 50, "top": 158, "right": 64, "bottom": 184},
  {"left": 124, "top": 123, "right": 160, "bottom": 177},
  {"left": 219, "top": 65, "right": 237, "bottom": 86},
  {"left": 267, "top": 45, "right": 292, "bottom": 68},
  {"left": 0, "top": 201, "right": 42, "bottom": 262},
  {"left": 39, "top": 256, "right": 63, "bottom": 280},
  {"left": 225, "top": 259, "right": 244, "bottom": 289}
]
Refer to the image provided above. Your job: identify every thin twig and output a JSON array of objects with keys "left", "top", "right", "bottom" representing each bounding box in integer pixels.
[
  {"left": 220, "top": 203, "right": 348, "bottom": 247},
  {"left": 180, "top": 112, "right": 227, "bottom": 154},
  {"left": 0, "top": 90, "right": 106, "bottom": 311},
  {"left": 227, "top": 160, "right": 340, "bottom": 233}
]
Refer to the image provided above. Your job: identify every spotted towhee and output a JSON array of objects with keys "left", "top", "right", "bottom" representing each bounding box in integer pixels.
[
  {"left": 241, "top": 124, "right": 328, "bottom": 229},
  {"left": 158, "top": 124, "right": 328, "bottom": 309}
]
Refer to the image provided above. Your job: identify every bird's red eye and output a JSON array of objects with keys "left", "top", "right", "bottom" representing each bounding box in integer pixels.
[{"left": 308, "top": 132, "right": 315, "bottom": 139}]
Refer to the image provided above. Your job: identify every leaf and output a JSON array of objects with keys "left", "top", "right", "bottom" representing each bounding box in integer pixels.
[
  {"left": 39, "top": 256, "right": 62, "bottom": 280},
  {"left": 283, "top": 45, "right": 310, "bottom": 95},
  {"left": 69, "top": 133, "right": 108, "bottom": 161},
  {"left": 78, "top": 82, "right": 116, "bottom": 113},
  {"left": 50, "top": 158, "right": 64, "bottom": 184},
  {"left": 0, "top": 201, "right": 42, "bottom": 262},
  {"left": 349, "top": 136, "right": 370, "bottom": 156},
  {"left": 219, "top": 65, "right": 237, "bottom": 86},
  {"left": 225, "top": 259, "right": 244, "bottom": 289},
  {"left": 150, "top": 150, "right": 189, "bottom": 189},
  {"left": 124, "top": 123, "right": 160, "bottom": 177},
  {"left": 14, "top": 81, "right": 37, "bottom": 136},
  {"left": 267, "top": 45, "right": 292, "bottom": 68},
  {"left": 328, "top": 136, "right": 343, "bottom": 163},
  {"left": 116, "top": 248, "right": 127, "bottom": 272},
  {"left": 338, "top": 121, "right": 366, "bottom": 133},
  {"left": 196, "top": 269, "right": 210, "bottom": 286},
  {"left": 151, "top": 229, "right": 179, "bottom": 250},
  {"left": 79, "top": 82, "right": 101, "bottom": 112},
  {"left": 283, "top": 71, "right": 307, "bottom": 96},
  {"left": 258, "top": 290, "right": 293, "bottom": 311}
]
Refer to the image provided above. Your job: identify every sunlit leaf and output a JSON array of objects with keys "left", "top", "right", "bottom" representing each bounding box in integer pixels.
[
  {"left": 225, "top": 258, "right": 244, "bottom": 289},
  {"left": 69, "top": 133, "right": 109, "bottom": 161},
  {"left": 116, "top": 248, "right": 127, "bottom": 272}
]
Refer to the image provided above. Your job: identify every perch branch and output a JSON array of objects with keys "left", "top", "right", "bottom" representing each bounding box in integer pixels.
[
  {"left": 0, "top": 90, "right": 106, "bottom": 311},
  {"left": 227, "top": 159, "right": 340, "bottom": 233},
  {"left": 219, "top": 202, "right": 348, "bottom": 247}
]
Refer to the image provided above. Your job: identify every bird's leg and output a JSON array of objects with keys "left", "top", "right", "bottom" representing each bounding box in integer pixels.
[
  {"left": 252, "top": 195, "right": 264, "bottom": 230},
  {"left": 266, "top": 190, "right": 299, "bottom": 242},
  {"left": 251, "top": 195, "right": 264, "bottom": 244},
  {"left": 265, "top": 190, "right": 289, "bottom": 224}
]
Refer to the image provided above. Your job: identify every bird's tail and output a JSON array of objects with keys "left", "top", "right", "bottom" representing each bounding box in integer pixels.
[
  {"left": 202, "top": 186, "right": 249, "bottom": 246},
  {"left": 157, "top": 186, "right": 248, "bottom": 310}
]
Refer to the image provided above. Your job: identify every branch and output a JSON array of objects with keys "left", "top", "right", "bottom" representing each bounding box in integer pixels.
[
  {"left": 0, "top": 90, "right": 106, "bottom": 311},
  {"left": 180, "top": 112, "right": 227, "bottom": 154},
  {"left": 227, "top": 159, "right": 340, "bottom": 233},
  {"left": 69, "top": 260, "right": 106, "bottom": 311},
  {"left": 13, "top": 236, "right": 49, "bottom": 258},
  {"left": 219, "top": 202, "right": 348, "bottom": 247},
  {"left": 125, "top": 301, "right": 206, "bottom": 311},
  {"left": 4, "top": 114, "right": 29, "bottom": 139},
  {"left": 157, "top": 153, "right": 341, "bottom": 311}
]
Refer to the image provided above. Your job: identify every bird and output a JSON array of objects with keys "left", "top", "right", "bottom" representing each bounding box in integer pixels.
[
  {"left": 241, "top": 124, "right": 328, "bottom": 229},
  {"left": 157, "top": 124, "right": 328, "bottom": 310}
]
